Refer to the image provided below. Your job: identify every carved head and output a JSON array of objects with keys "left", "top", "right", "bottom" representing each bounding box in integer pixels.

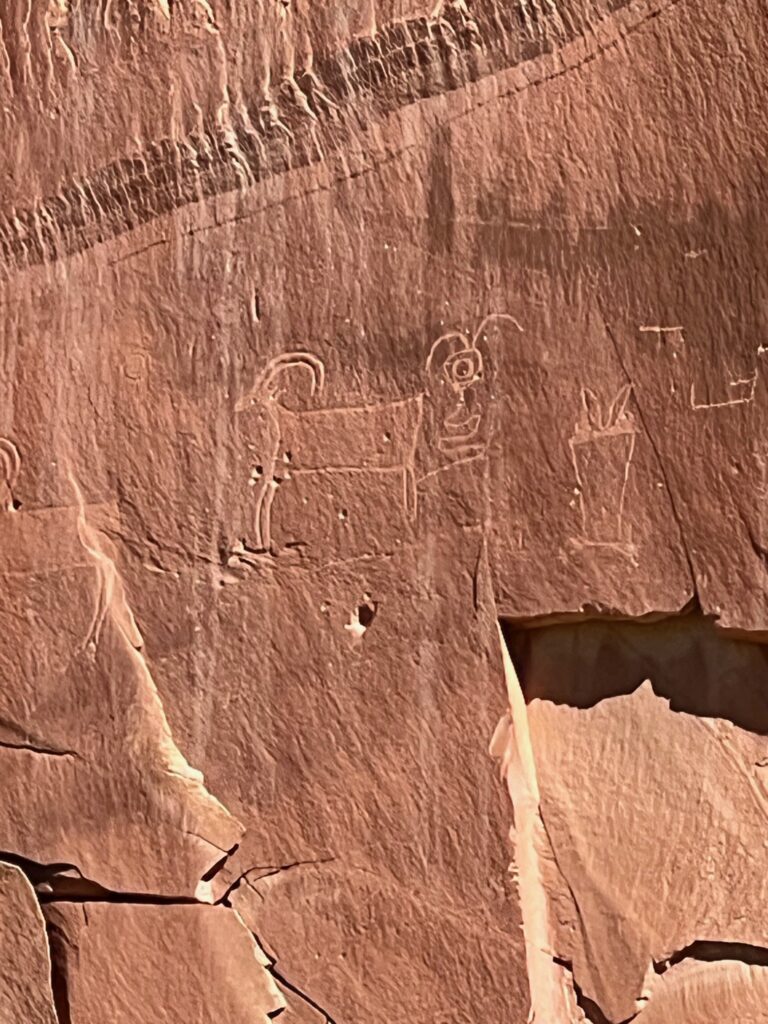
[
  {"left": 426, "top": 313, "right": 519, "bottom": 395},
  {"left": 236, "top": 351, "right": 325, "bottom": 412},
  {"left": 426, "top": 332, "right": 484, "bottom": 395},
  {"left": 423, "top": 314, "right": 520, "bottom": 457}
]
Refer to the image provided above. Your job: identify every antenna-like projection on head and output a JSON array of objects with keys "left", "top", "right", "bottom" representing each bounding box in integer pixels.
[
  {"left": 581, "top": 386, "right": 604, "bottom": 432},
  {"left": 607, "top": 383, "right": 633, "bottom": 427},
  {"left": 469, "top": 313, "right": 524, "bottom": 350},
  {"left": 426, "top": 313, "right": 523, "bottom": 379}
]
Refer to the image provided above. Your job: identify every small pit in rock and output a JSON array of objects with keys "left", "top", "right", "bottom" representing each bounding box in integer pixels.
[{"left": 344, "top": 599, "right": 378, "bottom": 638}]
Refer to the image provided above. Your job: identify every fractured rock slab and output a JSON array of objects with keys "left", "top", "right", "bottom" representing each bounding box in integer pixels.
[
  {"left": 507, "top": 618, "right": 768, "bottom": 1022},
  {"left": 42, "top": 902, "right": 284, "bottom": 1024},
  {"left": 0, "top": 862, "right": 57, "bottom": 1024},
  {"left": 232, "top": 858, "right": 527, "bottom": 1024},
  {"left": 0, "top": 503, "right": 240, "bottom": 897},
  {"left": 639, "top": 957, "right": 768, "bottom": 1023}
]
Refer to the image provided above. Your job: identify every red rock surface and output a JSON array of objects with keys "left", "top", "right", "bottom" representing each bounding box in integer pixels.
[
  {"left": 1, "top": 0, "right": 767, "bottom": 1020},
  {"left": 0, "top": 863, "right": 57, "bottom": 1023},
  {"left": 503, "top": 618, "right": 768, "bottom": 1021},
  {"left": 42, "top": 902, "right": 284, "bottom": 1023}
]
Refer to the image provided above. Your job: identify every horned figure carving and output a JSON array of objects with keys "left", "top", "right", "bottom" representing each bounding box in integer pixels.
[
  {"left": 235, "top": 352, "right": 325, "bottom": 553},
  {"left": 236, "top": 315, "right": 517, "bottom": 555}
]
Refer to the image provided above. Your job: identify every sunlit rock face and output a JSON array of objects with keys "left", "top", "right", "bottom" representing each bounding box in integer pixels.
[{"left": 1, "top": 0, "right": 767, "bottom": 1020}]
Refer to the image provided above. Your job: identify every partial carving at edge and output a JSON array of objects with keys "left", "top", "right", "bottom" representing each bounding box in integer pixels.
[
  {"left": 0, "top": 437, "right": 21, "bottom": 512},
  {"left": 690, "top": 370, "right": 758, "bottom": 410},
  {"left": 638, "top": 325, "right": 761, "bottom": 411}
]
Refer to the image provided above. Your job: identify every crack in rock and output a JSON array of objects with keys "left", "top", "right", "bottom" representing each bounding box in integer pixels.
[{"left": 217, "top": 857, "right": 338, "bottom": 905}]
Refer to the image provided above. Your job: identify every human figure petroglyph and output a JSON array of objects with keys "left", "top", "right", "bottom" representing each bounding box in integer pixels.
[
  {"left": 235, "top": 315, "right": 516, "bottom": 556},
  {"left": 569, "top": 383, "right": 638, "bottom": 550},
  {"left": 425, "top": 315, "right": 517, "bottom": 458}
]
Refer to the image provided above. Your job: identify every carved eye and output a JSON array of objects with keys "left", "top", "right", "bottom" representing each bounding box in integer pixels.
[{"left": 444, "top": 348, "right": 482, "bottom": 387}]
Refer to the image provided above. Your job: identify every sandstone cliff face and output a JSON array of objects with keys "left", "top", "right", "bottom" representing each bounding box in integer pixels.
[{"left": 1, "top": 0, "right": 767, "bottom": 1021}]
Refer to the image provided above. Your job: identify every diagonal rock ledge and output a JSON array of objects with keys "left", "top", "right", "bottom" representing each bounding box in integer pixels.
[{"left": 0, "top": 0, "right": 675, "bottom": 275}]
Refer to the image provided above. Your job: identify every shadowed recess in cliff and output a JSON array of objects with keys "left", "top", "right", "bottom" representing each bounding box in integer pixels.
[
  {"left": 665, "top": 939, "right": 768, "bottom": 969},
  {"left": 499, "top": 614, "right": 768, "bottom": 1023},
  {"left": 502, "top": 614, "right": 768, "bottom": 733},
  {"left": 0, "top": 0, "right": 659, "bottom": 274}
]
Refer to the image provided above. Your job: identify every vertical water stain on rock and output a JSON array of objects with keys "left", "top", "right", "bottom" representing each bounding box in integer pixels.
[{"left": 427, "top": 128, "right": 455, "bottom": 256}]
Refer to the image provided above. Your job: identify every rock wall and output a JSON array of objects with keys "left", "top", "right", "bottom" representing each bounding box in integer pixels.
[{"left": 1, "top": 0, "right": 767, "bottom": 1021}]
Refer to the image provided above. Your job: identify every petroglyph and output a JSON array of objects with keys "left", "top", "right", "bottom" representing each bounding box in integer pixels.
[
  {"left": 639, "top": 326, "right": 759, "bottom": 410},
  {"left": 690, "top": 370, "right": 758, "bottom": 410},
  {"left": 570, "top": 383, "right": 638, "bottom": 551},
  {"left": 426, "top": 314, "right": 520, "bottom": 457},
  {"left": 236, "top": 353, "right": 326, "bottom": 553},
  {"left": 235, "top": 315, "right": 514, "bottom": 556},
  {"left": 638, "top": 325, "right": 685, "bottom": 349}
]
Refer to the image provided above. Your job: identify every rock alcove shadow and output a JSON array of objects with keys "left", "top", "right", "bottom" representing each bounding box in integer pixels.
[
  {"left": 502, "top": 613, "right": 768, "bottom": 735},
  {"left": 498, "top": 612, "right": 768, "bottom": 1024}
]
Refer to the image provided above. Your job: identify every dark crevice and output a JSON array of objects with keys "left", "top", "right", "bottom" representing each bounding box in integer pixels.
[
  {"left": 0, "top": 738, "right": 79, "bottom": 758},
  {"left": 45, "top": 920, "right": 73, "bottom": 1024},
  {"left": 0, "top": 851, "right": 201, "bottom": 905},
  {"left": 217, "top": 857, "right": 337, "bottom": 906},
  {"left": 357, "top": 602, "right": 377, "bottom": 629},
  {"left": 38, "top": 885, "right": 201, "bottom": 906},
  {"left": 502, "top": 597, "right": 704, "bottom": 631},
  {"left": 664, "top": 939, "right": 768, "bottom": 970},
  {"left": 246, "top": 922, "right": 338, "bottom": 1023},
  {"left": 501, "top": 613, "right": 768, "bottom": 734},
  {"left": 200, "top": 842, "right": 240, "bottom": 883},
  {"left": 271, "top": 966, "right": 338, "bottom": 1024},
  {"left": 552, "top": 956, "right": 636, "bottom": 1024},
  {"left": 0, "top": 851, "right": 83, "bottom": 887},
  {"left": 0, "top": 715, "right": 82, "bottom": 759}
]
